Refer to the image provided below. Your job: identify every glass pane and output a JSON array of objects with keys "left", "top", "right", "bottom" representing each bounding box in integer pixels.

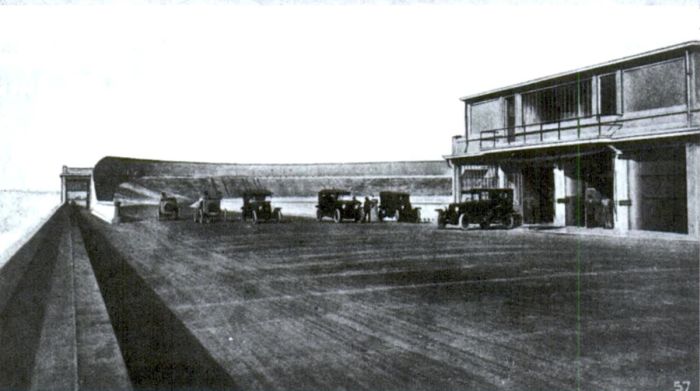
[
  {"left": 471, "top": 99, "right": 504, "bottom": 132},
  {"left": 600, "top": 74, "right": 617, "bottom": 115},
  {"left": 623, "top": 59, "right": 686, "bottom": 112}
]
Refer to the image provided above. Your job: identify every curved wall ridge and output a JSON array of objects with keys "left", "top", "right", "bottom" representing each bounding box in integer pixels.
[{"left": 95, "top": 156, "right": 452, "bottom": 202}]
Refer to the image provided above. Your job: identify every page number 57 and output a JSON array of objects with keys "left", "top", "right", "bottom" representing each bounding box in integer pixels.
[{"left": 674, "top": 381, "right": 690, "bottom": 391}]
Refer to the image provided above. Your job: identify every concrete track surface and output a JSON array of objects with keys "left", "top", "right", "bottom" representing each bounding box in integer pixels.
[
  {"left": 69, "top": 206, "right": 699, "bottom": 391},
  {"left": 2, "top": 204, "right": 697, "bottom": 390}
]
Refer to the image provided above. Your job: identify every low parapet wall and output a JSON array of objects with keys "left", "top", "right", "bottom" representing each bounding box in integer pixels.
[{"left": 0, "top": 205, "right": 131, "bottom": 389}]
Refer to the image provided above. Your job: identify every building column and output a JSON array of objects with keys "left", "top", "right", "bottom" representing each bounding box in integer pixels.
[
  {"left": 452, "top": 162, "right": 462, "bottom": 203},
  {"left": 60, "top": 177, "right": 66, "bottom": 204},
  {"left": 553, "top": 164, "right": 566, "bottom": 226},
  {"left": 628, "top": 158, "right": 642, "bottom": 230},
  {"left": 86, "top": 179, "right": 91, "bottom": 210},
  {"left": 496, "top": 165, "right": 507, "bottom": 188},
  {"left": 613, "top": 154, "right": 631, "bottom": 232},
  {"left": 687, "top": 142, "right": 700, "bottom": 239}
]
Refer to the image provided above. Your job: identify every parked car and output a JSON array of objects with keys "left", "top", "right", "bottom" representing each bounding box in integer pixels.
[
  {"left": 316, "top": 189, "right": 362, "bottom": 223},
  {"left": 241, "top": 190, "right": 282, "bottom": 223},
  {"left": 157, "top": 193, "right": 179, "bottom": 220},
  {"left": 377, "top": 191, "right": 421, "bottom": 223},
  {"left": 193, "top": 192, "right": 222, "bottom": 224},
  {"left": 584, "top": 187, "right": 614, "bottom": 229},
  {"left": 436, "top": 188, "right": 522, "bottom": 230}
]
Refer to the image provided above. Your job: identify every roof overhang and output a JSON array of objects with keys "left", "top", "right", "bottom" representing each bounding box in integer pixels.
[{"left": 460, "top": 41, "right": 700, "bottom": 103}]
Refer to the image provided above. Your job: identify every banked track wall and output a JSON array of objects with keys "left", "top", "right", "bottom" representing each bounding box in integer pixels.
[{"left": 0, "top": 205, "right": 237, "bottom": 390}]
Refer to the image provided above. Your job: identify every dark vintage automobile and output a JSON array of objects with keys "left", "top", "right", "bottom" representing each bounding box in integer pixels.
[
  {"left": 193, "top": 192, "right": 222, "bottom": 224},
  {"left": 584, "top": 187, "right": 614, "bottom": 229},
  {"left": 157, "top": 194, "right": 179, "bottom": 220},
  {"left": 436, "top": 188, "right": 522, "bottom": 230},
  {"left": 377, "top": 191, "right": 421, "bottom": 223},
  {"left": 316, "top": 189, "right": 362, "bottom": 223},
  {"left": 241, "top": 190, "right": 282, "bottom": 223}
]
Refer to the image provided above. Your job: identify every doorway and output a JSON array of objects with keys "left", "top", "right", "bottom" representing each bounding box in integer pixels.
[{"left": 521, "top": 165, "right": 554, "bottom": 224}]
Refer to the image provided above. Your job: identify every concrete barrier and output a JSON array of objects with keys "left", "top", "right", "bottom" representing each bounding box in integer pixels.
[
  {"left": 0, "top": 206, "right": 66, "bottom": 389},
  {"left": 76, "top": 211, "right": 237, "bottom": 390},
  {"left": 0, "top": 205, "right": 133, "bottom": 390}
]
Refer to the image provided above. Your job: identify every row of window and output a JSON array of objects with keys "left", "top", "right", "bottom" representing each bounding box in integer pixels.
[{"left": 470, "top": 57, "right": 688, "bottom": 133}]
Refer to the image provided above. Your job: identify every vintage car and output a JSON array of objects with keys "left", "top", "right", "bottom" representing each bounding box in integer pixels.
[
  {"left": 193, "top": 192, "right": 222, "bottom": 224},
  {"left": 584, "top": 187, "right": 614, "bottom": 229},
  {"left": 436, "top": 188, "right": 522, "bottom": 230},
  {"left": 241, "top": 190, "right": 282, "bottom": 223},
  {"left": 316, "top": 189, "right": 362, "bottom": 223},
  {"left": 157, "top": 194, "right": 179, "bottom": 220},
  {"left": 377, "top": 191, "right": 421, "bottom": 223}
]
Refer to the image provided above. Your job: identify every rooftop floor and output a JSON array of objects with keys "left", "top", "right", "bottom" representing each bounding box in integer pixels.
[{"left": 75, "top": 206, "right": 699, "bottom": 390}]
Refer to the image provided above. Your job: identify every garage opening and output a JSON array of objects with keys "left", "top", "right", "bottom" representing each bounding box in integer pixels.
[
  {"left": 563, "top": 151, "right": 614, "bottom": 228},
  {"left": 634, "top": 146, "right": 687, "bottom": 233},
  {"left": 522, "top": 165, "right": 554, "bottom": 224}
]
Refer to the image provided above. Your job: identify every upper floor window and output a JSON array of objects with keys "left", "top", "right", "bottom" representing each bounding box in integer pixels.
[
  {"left": 471, "top": 98, "right": 503, "bottom": 133},
  {"left": 522, "top": 79, "right": 592, "bottom": 124},
  {"left": 599, "top": 73, "right": 618, "bottom": 115},
  {"left": 505, "top": 96, "right": 515, "bottom": 142},
  {"left": 623, "top": 58, "right": 686, "bottom": 112}
]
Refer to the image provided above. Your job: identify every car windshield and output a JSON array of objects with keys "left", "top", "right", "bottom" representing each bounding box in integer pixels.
[
  {"left": 337, "top": 194, "right": 354, "bottom": 201},
  {"left": 249, "top": 195, "right": 270, "bottom": 202},
  {"left": 461, "top": 193, "right": 475, "bottom": 202}
]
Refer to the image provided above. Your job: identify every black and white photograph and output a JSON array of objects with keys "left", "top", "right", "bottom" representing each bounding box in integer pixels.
[{"left": 0, "top": 1, "right": 698, "bottom": 390}]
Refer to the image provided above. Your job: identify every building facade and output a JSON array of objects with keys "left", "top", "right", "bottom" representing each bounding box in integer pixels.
[
  {"left": 445, "top": 42, "right": 700, "bottom": 237},
  {"left": 60, "top": 166, "right": 93, "bottom": 208}
]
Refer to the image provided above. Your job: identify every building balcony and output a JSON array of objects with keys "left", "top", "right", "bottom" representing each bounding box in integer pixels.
[{"left": 448, "top": 105, "right": 700, "bottom": 160}]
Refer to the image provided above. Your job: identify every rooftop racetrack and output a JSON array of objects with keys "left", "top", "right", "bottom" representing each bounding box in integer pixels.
[{"left": 76, "top": 206, "right": 699, "bottom": 391}]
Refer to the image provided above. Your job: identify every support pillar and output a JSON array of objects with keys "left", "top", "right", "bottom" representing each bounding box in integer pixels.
[
  {"left": 60, "top": 178, "right": 66, "bottom": 204},
  {"left": 496, "top": 165, "right": 507, "bottom": 188},
  {"left": 687, "top": 142, "right": 700, "bottom": 239},
  {"left": 452, "top": 163, "right": 462, "bottom": 203},
  {"left": 553, "top": 164, "right": 566, "bottom": 226},
  {"left": 60, "top": 166, "right": 67, "bottom": 204},
  {"left": 563, "top": 163, "right": 581, "bottom": 226},
  {"left": 613, "top": 153, "right": 631, "bottom": 232}
]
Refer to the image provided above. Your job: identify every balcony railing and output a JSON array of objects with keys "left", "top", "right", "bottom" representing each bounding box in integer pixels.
[{"left": 450, "top": 106, "right": 697, "bottom": 157}]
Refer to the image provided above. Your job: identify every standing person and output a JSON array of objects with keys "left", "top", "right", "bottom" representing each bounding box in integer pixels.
[{"left": 363, "top": 196, "right": 372, "bottom": 223}]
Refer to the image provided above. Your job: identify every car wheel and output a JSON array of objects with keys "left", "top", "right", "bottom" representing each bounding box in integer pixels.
[
  {"left": 504, "top": 214, "right": 515, "bottom": 229},
  {"left": 252, "top": 210, "right": 259, "bottom": 224},
  {"left": 316, "top": 209, "right": 323, "bottom": 222},
  {"left": 333, "top": 209, "right": 342, "bottom": 223},
  {"left": 458, "top": 213, "right": 469, "bottom": 230},
  {"left": 437, "top": 214, "right": 446, "bottom": 229}
]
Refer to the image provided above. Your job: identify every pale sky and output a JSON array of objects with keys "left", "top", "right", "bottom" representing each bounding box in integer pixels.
[{"left": 0, "top": 2, "right": 698, "bottom": 191}]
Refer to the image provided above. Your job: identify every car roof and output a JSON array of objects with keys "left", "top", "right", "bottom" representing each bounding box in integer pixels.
[
  {"left": 466, "top": 188, "right": 512, "bottom": 192},
  {"left": 243, "top": 189, "right": 272, "bottom": 196},
  {"left": 319, "top": 188, "right": 351, "bottom": 195},
  {"left": 380, "top": 191, "right": 409, "bottom": 196}
]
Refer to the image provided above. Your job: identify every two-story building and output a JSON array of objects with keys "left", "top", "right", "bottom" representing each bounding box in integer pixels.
[{"left": 445, "top": 41, "right": 700, "bottom": 237}]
